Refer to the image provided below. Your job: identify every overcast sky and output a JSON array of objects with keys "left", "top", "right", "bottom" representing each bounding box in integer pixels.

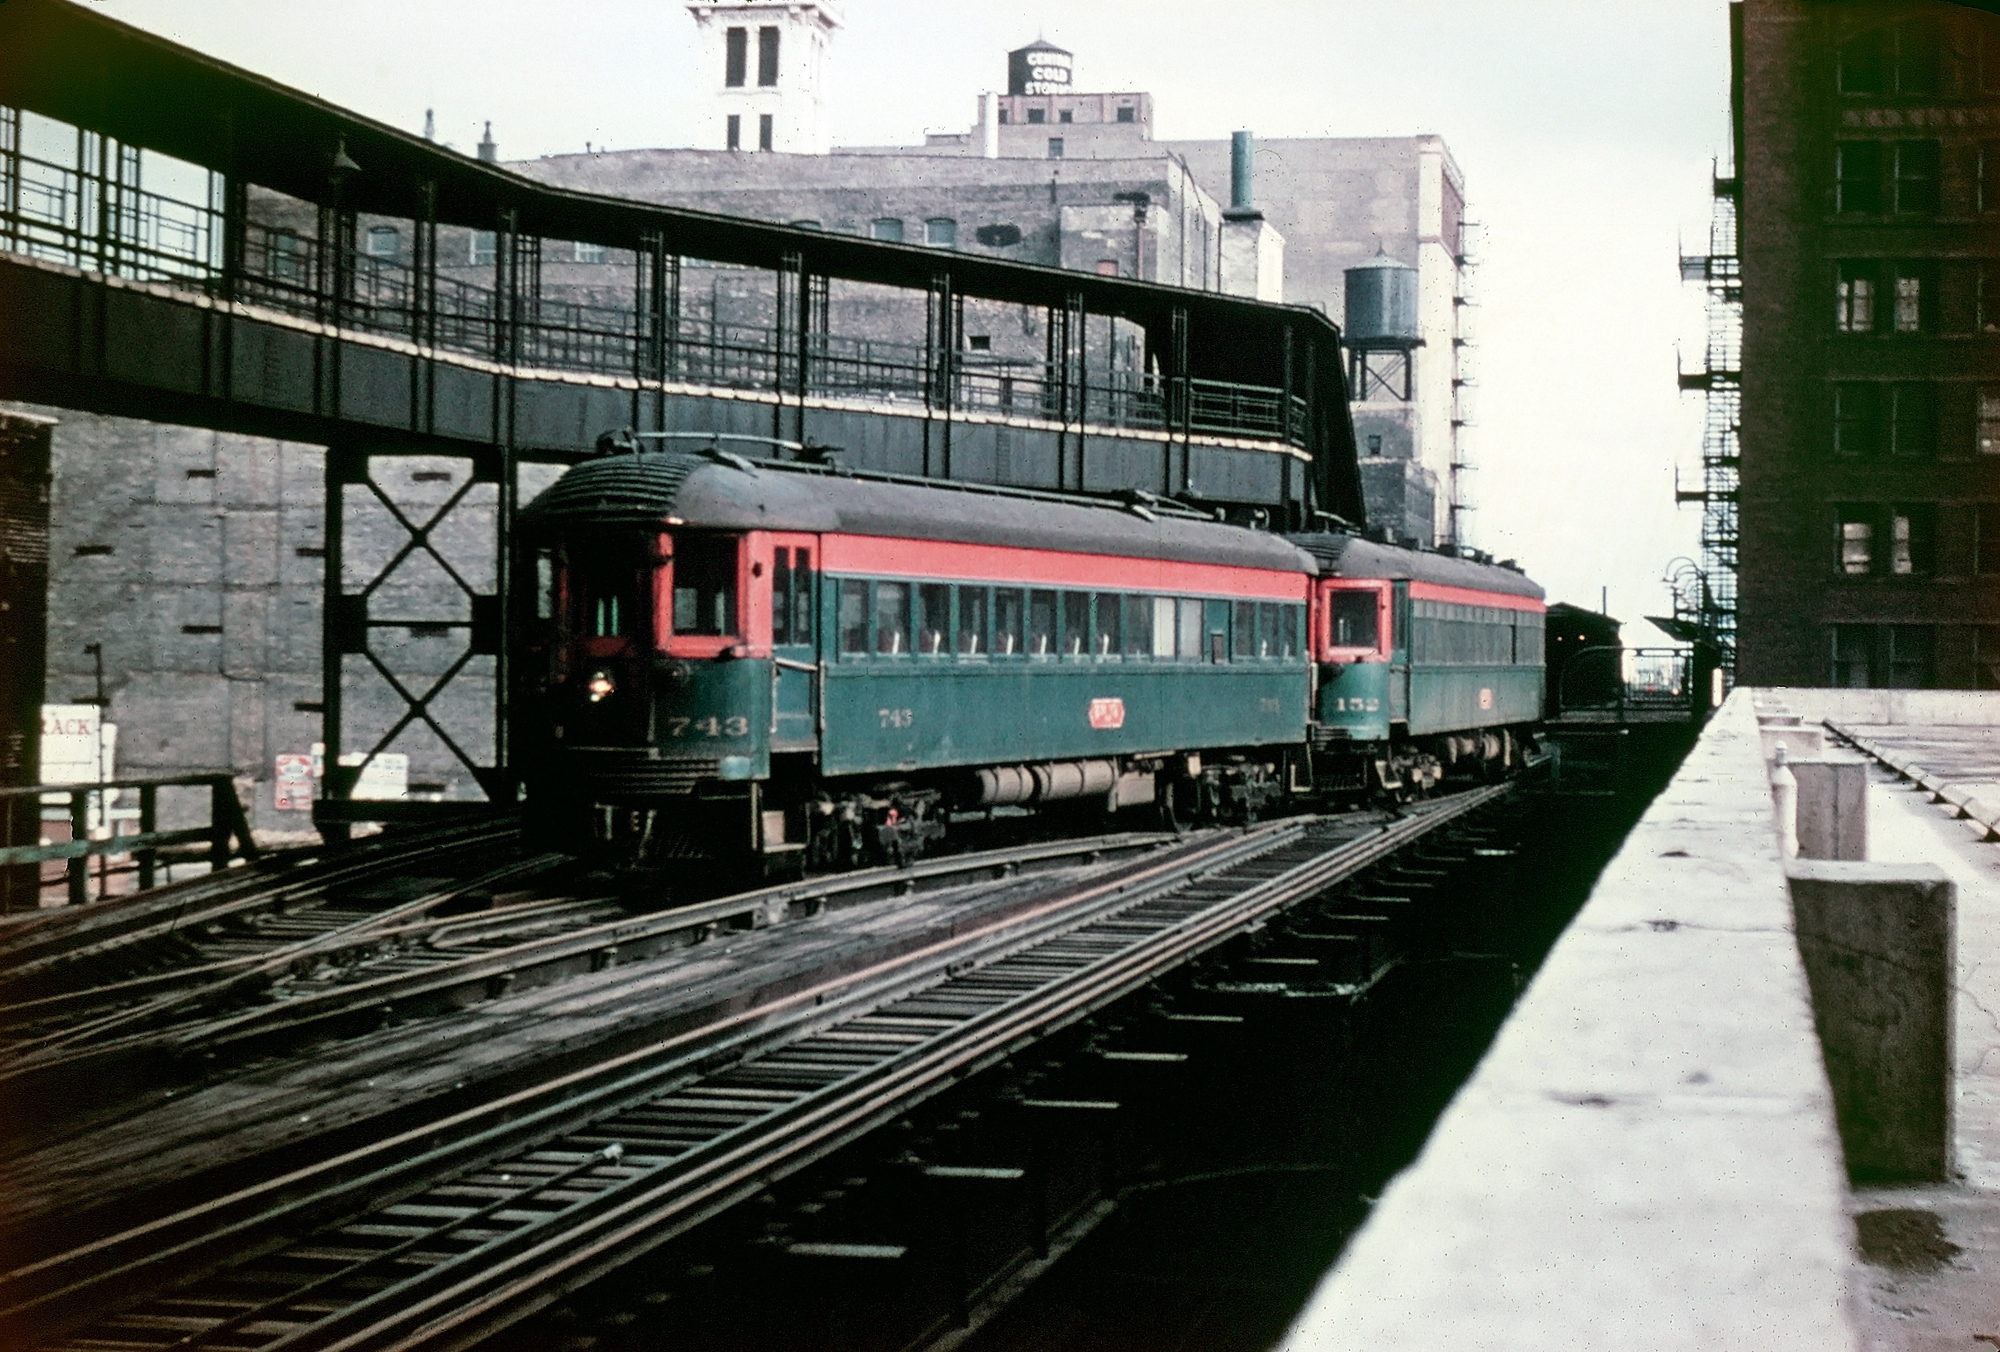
[{"left": 102, "top": 0, "right": 1732, "bottom": 632}]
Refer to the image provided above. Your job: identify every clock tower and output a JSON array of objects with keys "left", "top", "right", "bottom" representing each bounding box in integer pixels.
[{"left": 685, "top": 0, "right": 844, "bottom": 155}]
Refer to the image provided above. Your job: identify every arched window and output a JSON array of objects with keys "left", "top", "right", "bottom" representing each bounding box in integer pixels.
[
  {"left": 924, "top": 218, "right": 957, "bottom": 248},
  {"left": 870, "top": 218, "right": 904, "bottom": 243},
  {"left": 364, "top": 225, "right": 400, "bottom": 259}
]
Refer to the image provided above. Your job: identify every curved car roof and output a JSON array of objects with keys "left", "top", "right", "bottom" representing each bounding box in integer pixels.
[
  {"left": 1288, "top": 532, "right": 1545, "bottom": 601},
  {"left": 522, "top": 452, "right": 1319, "bottom": 577}
]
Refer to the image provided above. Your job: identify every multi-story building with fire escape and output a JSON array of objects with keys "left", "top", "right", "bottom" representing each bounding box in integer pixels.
[{"left": 1730, "top": 0, "right": 2000, "bottom": 688}]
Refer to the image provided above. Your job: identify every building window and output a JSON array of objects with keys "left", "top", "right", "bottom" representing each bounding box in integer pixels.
[
  {"left": 998, "top": 108, "right": 1011, "bottom": 125},
  {"left": 1059, "top": 109, "right": 1073, "bottom": 123},
  {"left": 870, "top": 218, "right": 904, "bottom": 243},
  {"left": 725, "top": 26, "right": 747, "bottom": 87},
  {"left": 1979, "top": 503, "right": 2000, "bottom": 572},
  {"left": 364, "top": 225, "right": 400, "bottom": 259},
  {"left": 1894, "top": 273, "right": 1922, "bottom": 331},
  {"left": 470, "top": 230, "right": 497, "bottom": 266},
  {"left": 1117, "top": 105, "right": 1135, "bottom": 123},
  {"left": 266, "top": 228, "right": 304, "bottom": 282},
  {"left": 1889, "top": 504, "right": 1935, "bottom": 576},
  {"left": 1831, "top": 625, "right": 1873, "bottom": 687},
  {"left": 1047, "top": 137, "right": 1064, "bottom": 160},
  {"left": 967, "top": 334, "right": 991, "bottom": 351},
  {"left": 1981, "top": 388, "right": 2000, "bottom": 455},
  {"left": 574, "top": 241, "right": 606, "bottom": 264},
  {"left": 1095, "top": 258, "right": 1119, "bottom": 277},
  {"left": 1837, "top": 383, "right": 1935, "bottom": 457},
  {"left": 1837, "top": 28, "right": 1886, "bottom": 94},
  {"left": 1835, "top": 261, "right": 1876, "bottom": 332},
  {"left": 1837, "top": 505, "right": 1876, "bottom": 574},
  {"left": 1026, "top": 108, "right": 1046, "bottom": 124},
  {"left": 759, "top": 114, "right": 774, "bottom": 151},
  {"left": 790, "top": 218, "right": 822, "bottom": 230},
  {"left": 924, "top": 217, "right": 957, "bottom": 248},
  {"left": 1836, "top": 142, "right": 1882, "bottom": 214},
  {"left": 1976, "top": 627, "right": 2000, "bottom": 690},
  {"left": 1887, "top": 383, "right": 1936, "bottom": 456},
  {"left": 1893, "top": 141, "right": 1941, "bottom": 215},
  {"left": 1884, "top": 625, "right": 1935, "bottom": 688},
  {"left": 1839, "top": 20, "right": 1941, "bottom": 96},
  {"left": 726, "top": 115, "right": 741, "bottom": 151},
  {"left": 1891, "top": 19, "right": 1942, "bottom": 96},
  {"left": 1892, "top": 263, "right": 1933, "bottom": 332},
  {"left": 1832, "top": 383, "right": 1881, "bottom": 456},
  {"left": 757, "top": 26, "right": 779, "bottom": 86}
]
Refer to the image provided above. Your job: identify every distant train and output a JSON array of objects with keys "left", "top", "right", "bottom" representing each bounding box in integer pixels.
[{"left": 513, "top": 445, "right": 1544, "bottom": 867}]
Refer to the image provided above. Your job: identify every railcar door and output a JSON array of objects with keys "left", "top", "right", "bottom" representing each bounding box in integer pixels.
[
  {"left": 1389, "top": 580, "right": 1411, "bottom": 723},
  {"left": 768, "top": 535, "right": 819, "bottom": 750}
]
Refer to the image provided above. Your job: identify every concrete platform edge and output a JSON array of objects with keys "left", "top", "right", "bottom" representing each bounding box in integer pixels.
[{"left": 1276, "top": 690, "right": 1857, "bottom": 1351}]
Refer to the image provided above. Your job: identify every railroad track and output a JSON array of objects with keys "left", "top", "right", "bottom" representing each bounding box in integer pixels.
[
  {"left": 0, "top": 832, "right": 1179, "bottom": 1122},
  {"left": 0, "top": 784, "right": 1509, "bottom": 1352},
  {"left": 0, "top": 829, "right": 1185, "bottom": 1267},
  {"left": 0, "top": 816, "right": 526, "bottom": 1008}
]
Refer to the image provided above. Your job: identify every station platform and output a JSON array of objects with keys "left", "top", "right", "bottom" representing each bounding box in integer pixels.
[{"left": 1277, "top": 689, "right": 2000, "bottom": 1351}]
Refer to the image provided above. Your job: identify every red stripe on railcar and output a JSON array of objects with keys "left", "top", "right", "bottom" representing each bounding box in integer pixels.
[
  {"left": 1407, "top": 580, "right": 1546, "bottom": 613},
  {"left": 820, "top": 535, "right": 1308, "bottom": 600}
]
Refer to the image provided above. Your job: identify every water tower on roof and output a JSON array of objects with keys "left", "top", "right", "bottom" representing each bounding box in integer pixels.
[
  {"left": 1008, "top": 39, "right": 1072, "bottom": 95},
  {"left": 1344, "top": 248, "right": 1422, "bottom": 401}
]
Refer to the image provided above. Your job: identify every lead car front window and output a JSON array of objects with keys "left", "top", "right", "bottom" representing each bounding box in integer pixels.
[
  {"left": 570, "top": 541, "right": 646, "bottom": 639},
  {"left": 1329, "top": 591, "right": 1380, "bottom": 650},
  {"left": 672, "top": 535, "right": 738, "bottom": 637}
]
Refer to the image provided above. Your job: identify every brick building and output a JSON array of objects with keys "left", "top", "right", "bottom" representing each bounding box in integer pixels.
[{"left": 1735, "top": 0, "right": 2000, "bottom": 687}]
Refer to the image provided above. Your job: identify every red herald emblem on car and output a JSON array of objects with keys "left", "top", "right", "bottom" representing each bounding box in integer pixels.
[{"left": 1088, "top": 698, "right": 1126, "bottom": 729}]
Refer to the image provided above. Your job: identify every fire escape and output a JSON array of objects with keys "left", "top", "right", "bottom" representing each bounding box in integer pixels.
[{"left": 1675, "top": 158, "right": 1741, "bottom": 669}]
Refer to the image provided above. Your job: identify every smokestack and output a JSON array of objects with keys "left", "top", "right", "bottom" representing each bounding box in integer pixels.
[
  {"left": 423, "top": 108, "right": 436, "bottom": 142},
  {"left": 477, "top": 121, "right": 497, "bottom": 163},
  {"left": 1227, "top": 129, "right": 1259, "bottom": 218},
  {"left": 979, "top": 92, "right": 999, "bottom": 158}
]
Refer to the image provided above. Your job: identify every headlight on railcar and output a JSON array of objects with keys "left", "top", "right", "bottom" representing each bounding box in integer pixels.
[{"left": 586, "top": 670, "right": 615, "bottom": 703}]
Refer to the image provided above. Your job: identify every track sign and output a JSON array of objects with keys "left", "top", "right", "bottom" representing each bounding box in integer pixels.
[
  {"left": 1087, "top": 698, "right": 1126, "bottom": 730},
  {"left": 274, "top": 754, "right": 316, "bottom": 811}
]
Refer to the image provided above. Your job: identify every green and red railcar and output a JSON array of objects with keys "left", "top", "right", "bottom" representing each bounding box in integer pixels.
[{"left": 514, "top": 448, "right": 1543, "bottom": 866}]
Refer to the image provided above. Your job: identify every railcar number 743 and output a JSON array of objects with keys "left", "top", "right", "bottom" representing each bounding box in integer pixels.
[{"left": 667, "top": 716, "right": 752, "bottom": 737}]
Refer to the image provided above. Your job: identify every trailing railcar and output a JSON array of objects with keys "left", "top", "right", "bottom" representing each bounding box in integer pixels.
[
  {"left": 514, "top": 447, "right": 1318, "bottom": 867},
  {"left": 1292, "top": 532, "right": 1545, "bottom": 795}
]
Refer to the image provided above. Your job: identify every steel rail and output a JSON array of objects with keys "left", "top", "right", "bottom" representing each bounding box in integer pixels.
[
  {"left": 0, "top": 853, "right": 570, "bottom": 1068},
  {"left": 0, "top": 825, "right": 1275, "bottom": 1348},
  {"left": 283, "top": 792, "right": 1509, "bottom": 1352},
  {"left": 12, "top": 789, "right": 1509, "bottom": 1351},
  {"left": 0, "top": 817, "right": 521, "bottom": 991},
  {"left": 0, "top": 832, "right": 1180, "bottom": 1104}
]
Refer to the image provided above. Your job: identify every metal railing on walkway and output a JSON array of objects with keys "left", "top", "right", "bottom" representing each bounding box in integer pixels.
[{"left": 0, "top": 774, "right": 259, "bottom": 910}]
